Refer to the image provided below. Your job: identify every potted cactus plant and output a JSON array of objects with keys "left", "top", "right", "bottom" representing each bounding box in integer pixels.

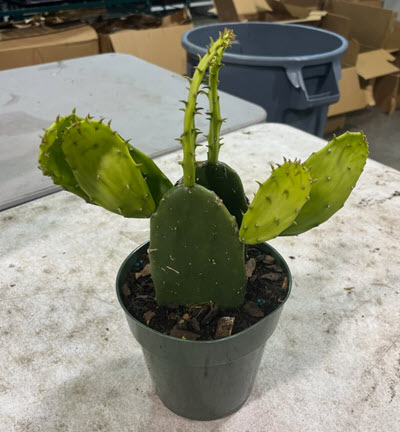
[{"left": 38, "top": 29, "right": 368, "bottom": 421}]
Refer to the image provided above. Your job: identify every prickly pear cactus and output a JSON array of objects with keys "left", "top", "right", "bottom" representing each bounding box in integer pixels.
[
  {"left": 195, "top": 161, "right": 248, "bottom": 225},
  {"left": 239, "top": 161, "right": 312, "bottom": 244},
  {"left": 39, "top": 113, "right": 173, "bottom": 218},
  {"left": 39, "top": 113, "right": 91, "bottom": 202},
  {"left": 61, "top": 118, "right": 156, "bottom": 218},
  {"left": 149, "top": 29, "right": 244, "bottom": 307},
  {"left": 38, "top": 28, "right": 369, "bottom": 313},
  {"left": 150, "top": 185, "right": 246, "bottom": 307},
  {"left": 281, "top": 132, "right": 369, "bottom": 236},
  {"left": 128, "top": 145, "right": 173, "bottom": 206}
]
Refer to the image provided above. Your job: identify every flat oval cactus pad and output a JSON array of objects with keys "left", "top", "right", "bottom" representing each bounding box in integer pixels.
[{"left": 150, "top": 184, "right": 246, "bottom": 308}]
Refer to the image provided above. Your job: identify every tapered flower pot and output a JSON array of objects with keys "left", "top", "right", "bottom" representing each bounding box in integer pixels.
[{"left": 116, "top": 241, "right": 292, "bottom": 420}]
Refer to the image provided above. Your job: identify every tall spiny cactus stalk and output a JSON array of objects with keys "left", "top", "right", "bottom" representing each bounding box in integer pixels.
[
  {"left": 194, "top": 38, "right": 248, "bottom": 225},
  {"left": 206, "top": 43, "right": 224, "bottom": 164},
  {"left": 178, "top": 30, "right": 235, "bottom": 187},
  {"left": 38, "top": 29, "right": 369, "bottom": 311}
]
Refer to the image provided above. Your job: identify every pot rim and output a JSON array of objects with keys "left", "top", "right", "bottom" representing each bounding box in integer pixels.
[{"left": 116, "top": 240, "right": 292, "bottom": 345}]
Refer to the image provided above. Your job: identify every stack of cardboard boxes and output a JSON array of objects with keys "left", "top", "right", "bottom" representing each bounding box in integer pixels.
[
  {"left": 95, "top": 8, "right": 193, "bottom": 74},
  {"left": 214, "top": 0, "right": 400, "bottom": 132},
  {"left": 0, "top": 23, "right": 99, "bottom": 70},
  {"left": 0, "top": 8, "right": 193, "bottom": 74}
]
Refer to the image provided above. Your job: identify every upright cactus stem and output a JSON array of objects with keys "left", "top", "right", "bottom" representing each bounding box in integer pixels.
[
  {"left": 180, "top": 29, "right": 235, "bottom": 186},
  {"left": 207, "top": 46, "right": 224, "bottom": 164}
]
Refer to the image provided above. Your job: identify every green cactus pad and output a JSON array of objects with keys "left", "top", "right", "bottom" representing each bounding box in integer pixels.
[
  {"left": 128, "top": 145, "right": 173, "bottom": 207},
  {"left": 150, "top": 184, "right": 246, "bottom": 308},
  {"left": 239, "top": 161, "right": 312, "bottom": 244},
  {"left": 195, "top": 161, "right": 248, "bottom": 225},
  {"left": 62, "top": 119, "right": 155, "bottom": 218},
  {"left": 281, "top": 132, "right": 369, "bottom": 236},
  {"left": 38, "top": 114, "right": 91, "bottom": 202}
]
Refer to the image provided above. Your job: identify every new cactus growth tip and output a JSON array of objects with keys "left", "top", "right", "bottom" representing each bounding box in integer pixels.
[{"left": 38, "top": 29, "right": 369, "bottom": 311}]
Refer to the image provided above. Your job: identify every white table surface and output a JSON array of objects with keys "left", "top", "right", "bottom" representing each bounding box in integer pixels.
[
  {"left": 1, "top": 123, "right": 399, "bottom": 432},
  {"left": 0, "top": 53, "right": 266, "bottom": 211}
]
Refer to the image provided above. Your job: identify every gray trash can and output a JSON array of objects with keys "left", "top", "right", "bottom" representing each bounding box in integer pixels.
[{"left": 182, "top": 23, "right": 348, "bottom": 137}]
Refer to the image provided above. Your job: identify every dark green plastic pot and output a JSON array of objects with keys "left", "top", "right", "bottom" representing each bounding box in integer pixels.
[{"left": 116, "top": 241, "right": 292, "bottom": 421}]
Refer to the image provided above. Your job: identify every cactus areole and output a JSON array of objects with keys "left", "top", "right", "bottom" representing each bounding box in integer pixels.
[{"left": 38, "top": 29, "right": 369, "bottom": 310}]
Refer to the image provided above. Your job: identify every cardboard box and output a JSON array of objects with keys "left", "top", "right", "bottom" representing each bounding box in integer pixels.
[
  {"left": 360, "top": 79, "right": 376, "bottom": 106},
  {"left": 104, "top": 24, "right": 192, "bottom": 74},
  {"left": 325, "top": 114, "right": 346, "bottom": 134},
  {"left": 320, "top": 12, "right": 351, "bottom": 39},
  {"left": 267, "top": 0, "right": 321, "bottom": 20},
  {"left": 325, "top": 0, "right": 396, "bottom": 51},
  {"left": 0, "top": 24, "right": 99, "bottom": 71},
  {"left": 328, "top": 67, "right": 367, "bottom": 116},
  {"left": 214, "top": 0, "right": 324, "bottom": 23},
  {"left": 341, "top": 39, "right": 360, "bottom": 68},
  {"left": 384, "top": 20, "right": 400, "bottom": 52},
  {"left": 374, "top": 73, "right": 400, "bottom": 114},
  {"left": 278, "top": 10, "right": 326, "bottom": 24},
  {"left": 213, "top": 0, "right": 271, "bottom": 21},
  {"left": 321, "top": 2, "right": 400, "bottom": 115},
  {"left": 356, "top": 49, "right": 399, "bottom": 80},
  {"left": 98, "top": 10, "right": 193, "bottom": 74},
  {"left": 343, "top": 0, "right": 382, "bottom": 7}
]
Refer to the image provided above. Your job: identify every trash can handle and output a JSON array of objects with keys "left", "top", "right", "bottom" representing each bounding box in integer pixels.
[
  {"left": 285, "top": 66, "right": 305, "bottom": 92},
  {"left": 285, "top": 62, "right": 342, "bottom": 103}
]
